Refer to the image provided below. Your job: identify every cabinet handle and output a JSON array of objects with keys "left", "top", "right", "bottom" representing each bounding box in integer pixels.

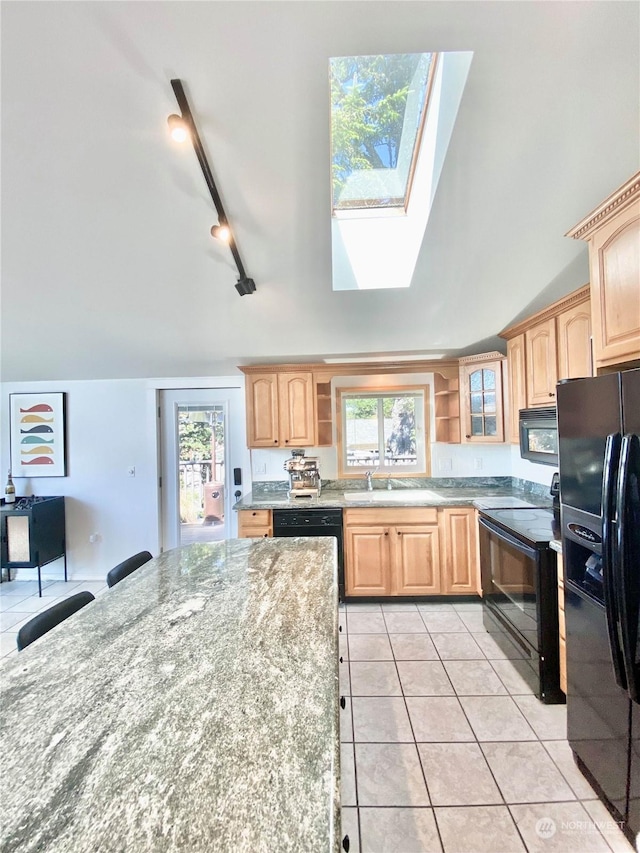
[
  {"left": 340, "top": 696, "right": 346, "bottom": 709},
  {"left": 252, "top": 512, "right": 257, "bottom": 516},
  {"left": 274, "top": 439, "right": 278, "bottom": 444},
  {"left": 285, "top": 439, "right": 289, "bottom": 444},
  {"left": 549, "top": 392, "right": 555, "bottom": 397},
  {"left": 397, "top": 530, "right": 402, "bottom": 536},
  {"left": 466, "top": 434, "right": 471, "bottom": 439},
  {"left": 384, "top": 529, "right": 389, "bottom": 536}
]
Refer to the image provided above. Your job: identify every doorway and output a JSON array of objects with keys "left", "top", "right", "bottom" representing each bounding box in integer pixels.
[{"left": 160, "top": 388, "right": 248, "bottom": 551}]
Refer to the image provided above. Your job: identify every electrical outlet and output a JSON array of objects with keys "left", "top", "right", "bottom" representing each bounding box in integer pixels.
[
  {"left": 254, "top": 463, "right": 266, "bottom": 475},
  {"left": 127, "top": 466, "right": 136, "bottom": 477},
  {"left": 89, "top": 533, "right": 101, "bottom": 544},
  {"left": 439, "top": 458, "right": 453, "bottom": 472},
  {"left": 474, "top": 458, "right": 483, "bottom": 470}
]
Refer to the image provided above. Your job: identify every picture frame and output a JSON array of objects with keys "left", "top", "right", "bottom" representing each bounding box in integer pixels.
[{"left": 9, "top": 392, "right": 67, "bottom": 477}]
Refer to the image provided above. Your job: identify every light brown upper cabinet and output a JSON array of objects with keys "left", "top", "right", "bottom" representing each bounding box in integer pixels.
[
  {"left": 459, "top": 353, "right": 506, "bottom": 443},
  {"left": 501, "top": 286, "right": 592, "bottom": 439},
  {"left": 506, "top": 336, "right": 527, "bottom": 444},
  {"left": 567, "top": 172, "right": 640, "bottom": 372},
  {"left": 244, "top": 370, "right": 316, "bottom": 448},
  {"left": 525, "top": 318, "right": 558, "bottom": 406}
]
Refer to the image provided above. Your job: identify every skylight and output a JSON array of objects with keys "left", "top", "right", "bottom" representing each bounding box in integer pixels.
[
  {"left": 330, "top": 54, "right": 435, "bottom": 212},
  {"left": 330, "top": 50, "right": 473, "bottom": 291}
]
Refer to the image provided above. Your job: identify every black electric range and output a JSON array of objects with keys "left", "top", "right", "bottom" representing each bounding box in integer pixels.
[
  {"left": 478, "top": 505, "right": 563, "bottom": 704},
  {"left": 479, "top": 507, "right": 555, "bottom": 545}
]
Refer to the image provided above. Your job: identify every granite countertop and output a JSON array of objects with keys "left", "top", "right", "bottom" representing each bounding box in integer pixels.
[
  {"left": 0, "top": 539, "right": 340, "bottom": 853},
  {"left": 234, "top": 486, "right": 551, "bottom": 511}
]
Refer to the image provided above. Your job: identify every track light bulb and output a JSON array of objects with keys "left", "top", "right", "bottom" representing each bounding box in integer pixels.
[
  {"left": 167, "top": 114, "right": 188, "bottom": 143},
  {"left": 211, "top": 224, "right": 231, "bottom": 243}
]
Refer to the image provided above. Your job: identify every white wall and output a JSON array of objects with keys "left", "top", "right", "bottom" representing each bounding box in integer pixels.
[{"left": 1, "top": 376, "right": 248, "bottom": 582}]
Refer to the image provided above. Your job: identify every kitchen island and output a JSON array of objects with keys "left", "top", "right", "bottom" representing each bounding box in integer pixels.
[{"left": 0, "top": 538, "right": 340, "bottom": 853}]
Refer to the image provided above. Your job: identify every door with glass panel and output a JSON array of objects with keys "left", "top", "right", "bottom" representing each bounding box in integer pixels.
[
  {"left": 160, "top": 389, "right": 248, "bottom": 551},
  {"left": 460, "top": 357, "right": 505, "bottom": 443}
]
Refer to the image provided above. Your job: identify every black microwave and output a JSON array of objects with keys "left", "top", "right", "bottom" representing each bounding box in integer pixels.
[{"left": 519, "top": 407, "right": 558, "bottom": 466}]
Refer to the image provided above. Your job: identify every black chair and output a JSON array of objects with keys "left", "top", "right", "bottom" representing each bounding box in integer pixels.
[
  {"left": 17, "top": 591, "right": 95, "bottom": 651},
  {"left": 106, "top": 550, "right": 153, "bottom": 589}
]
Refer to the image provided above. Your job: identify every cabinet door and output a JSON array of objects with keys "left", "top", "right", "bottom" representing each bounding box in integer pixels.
[
  {"left": 278, "top": 372, "right": 316, "bottom": 447},
  {"left": 460, "top": 361, "right": 505, "bottom": 443},
  {"left": 525, "top": 319, "right": 558, "bottom": 406},
  {"left": 506, "top": 336, "right": 527, "bottom": 444},
  {"left": 439, "top": 508, "right": 479, "bottom": 595},
  {"left": 557, "top": 304, "right": 592, "bottom": 380},
  {"left": 246, "top": 374, "right": 279, "bottom": 447},
  {"left": 394, "top": 525, "right": 440, "bottom": 595},
  {"left": 345, "top": 526, "right": 391, "bottom": 596},
  {"left": 590, "top": 205, "right": 640, "bottom": 369}
]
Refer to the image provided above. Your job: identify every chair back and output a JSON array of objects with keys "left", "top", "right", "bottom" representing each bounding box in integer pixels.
[
  {"left": 106, "top": 550, "right": 153, "bottom": 588},
  {"left": 17, "top": 591, "right": 95, "bottom": 651}
]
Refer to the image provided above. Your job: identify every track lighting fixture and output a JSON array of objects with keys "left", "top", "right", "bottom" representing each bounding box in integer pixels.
[
  {"left": 167, "top": 114, "right": 189, "bottom": 143},
  {"left": 210, "top": 223, "right": 231, "bottom": 243},
  {"left": 168, "top": 79, "right": 256, "bottom": 296}
]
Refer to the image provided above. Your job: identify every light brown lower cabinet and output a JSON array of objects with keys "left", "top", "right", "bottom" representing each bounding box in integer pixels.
[
  {"left": 344, "top": 506, "right": 478, "bottom": 597},
  {"left": 439, "top": 507, "right": 481, "bottom": 595},
  {"left": 238, "top": 509, "right": 272, "bottom": 538}
]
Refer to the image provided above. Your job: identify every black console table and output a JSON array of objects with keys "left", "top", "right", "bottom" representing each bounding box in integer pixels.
[{"left": 0, "top": 497, "right": 66, "bottom": 596}]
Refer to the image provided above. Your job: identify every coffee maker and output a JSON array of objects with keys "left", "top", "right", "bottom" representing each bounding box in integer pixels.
[{"left": 283, "top": 450, "right": 321, "bottom": 498}]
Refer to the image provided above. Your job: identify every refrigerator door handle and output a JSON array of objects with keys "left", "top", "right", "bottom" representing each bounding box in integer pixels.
[
  {"left": 616, "top": 433, "right": 640, "bottom": 702},
  {"left": 602, "top": 432, "right": 627, "bottom": 690}
]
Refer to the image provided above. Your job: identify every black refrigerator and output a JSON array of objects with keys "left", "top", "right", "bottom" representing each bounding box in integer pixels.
[{"left": 557, "top": 367, "right": 640, "bottom": 847}]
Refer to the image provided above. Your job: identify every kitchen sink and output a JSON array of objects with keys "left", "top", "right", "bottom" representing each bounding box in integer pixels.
[{"left": 343, "top": 489, "right": 443, "bottom": 502}]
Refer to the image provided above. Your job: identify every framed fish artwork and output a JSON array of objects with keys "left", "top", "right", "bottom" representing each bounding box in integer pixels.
[{"left": 9, "top": 393, "right": 67, "bottom": 477}]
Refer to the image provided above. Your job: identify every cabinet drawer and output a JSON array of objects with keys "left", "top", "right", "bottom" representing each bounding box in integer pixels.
[
  {"left": 239, "top": 509, "right": 272, "bottom": 526},
  {"left": 344, "top": 507, "right": 438, "bottom": 526},
  {"left": 240, "top": 526, "right": 272, "bottom": 539}
]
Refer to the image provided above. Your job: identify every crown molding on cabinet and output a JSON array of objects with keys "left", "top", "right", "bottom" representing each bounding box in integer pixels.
[
  {"left": 237, "top": 359, "right": 462, "bottom": 381},
  {"left": 499, "top": 285, "right": 590, "bottom": 341},
  {"left": 566, "top": 172, "right": 640, "bottom": 241}
]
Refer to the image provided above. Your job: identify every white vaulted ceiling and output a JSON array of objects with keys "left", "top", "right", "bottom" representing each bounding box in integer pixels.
[{"left": 1, "top": 1, "right": 638, "bottom": 381}]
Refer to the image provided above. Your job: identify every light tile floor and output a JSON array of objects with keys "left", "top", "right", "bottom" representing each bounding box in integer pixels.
[
  {"left": 0, "top": 577, "right": 108, "bottom": 659},
  {"left": 339, "top": 601, "right": 635, "bottom": 853}
]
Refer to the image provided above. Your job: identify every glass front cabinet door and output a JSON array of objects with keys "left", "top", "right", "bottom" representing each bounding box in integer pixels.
[{"left": 459, "top": 354, "right": 505, "bottom": 443}]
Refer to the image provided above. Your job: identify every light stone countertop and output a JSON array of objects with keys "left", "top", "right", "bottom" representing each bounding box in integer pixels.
[
  {"left": 0, "top": 538, "right": 340, "bottom": 853},
  {"left": 234, "top": 486, "right": 550, "bottom": 511}
]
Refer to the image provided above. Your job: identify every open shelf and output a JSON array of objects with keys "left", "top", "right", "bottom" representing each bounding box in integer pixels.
[{"left": 433, "top": 374, "right": 460, "bottom": 443}]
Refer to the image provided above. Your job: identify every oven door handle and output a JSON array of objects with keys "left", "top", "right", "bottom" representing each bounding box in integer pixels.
[{"left": 478, "top": 518, "right": 538, "bottom": 561}]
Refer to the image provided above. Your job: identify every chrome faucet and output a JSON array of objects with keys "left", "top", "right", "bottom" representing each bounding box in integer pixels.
[{"left": 365, "top": 470, "right": 374, "bottom": 491}]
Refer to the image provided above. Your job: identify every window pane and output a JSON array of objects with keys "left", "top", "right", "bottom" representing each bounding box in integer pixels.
[
  {"left": 331, "top": 53, "right": 434, "bottom": 210},
  {"left": 383, "top": 397, "right": 416, "bottom": 466},
  {"left": 470, "top": 392, "right": 483, "bottom": 414},
  {"left": 483, "top": 391, "right": 496, "bottom": 413},
  {"left": 469, "top": 370, "right": 483, "bottom": 392},
  {"left": 485, "top": 416, "right": 497, "bottom": 436},
  {"left": 344, "top": 397, "right": 380, "bottom": 466},
  {"left": 483, "top": 369, "right": 496, "bottom": 390},
  {"left": 471, "top": 416, "right": 484, "bottom": 436}
]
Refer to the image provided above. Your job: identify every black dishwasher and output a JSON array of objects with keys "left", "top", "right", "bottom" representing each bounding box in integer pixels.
[{"left": 272, "top": 508, "right": 344, "bottom": 600}]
